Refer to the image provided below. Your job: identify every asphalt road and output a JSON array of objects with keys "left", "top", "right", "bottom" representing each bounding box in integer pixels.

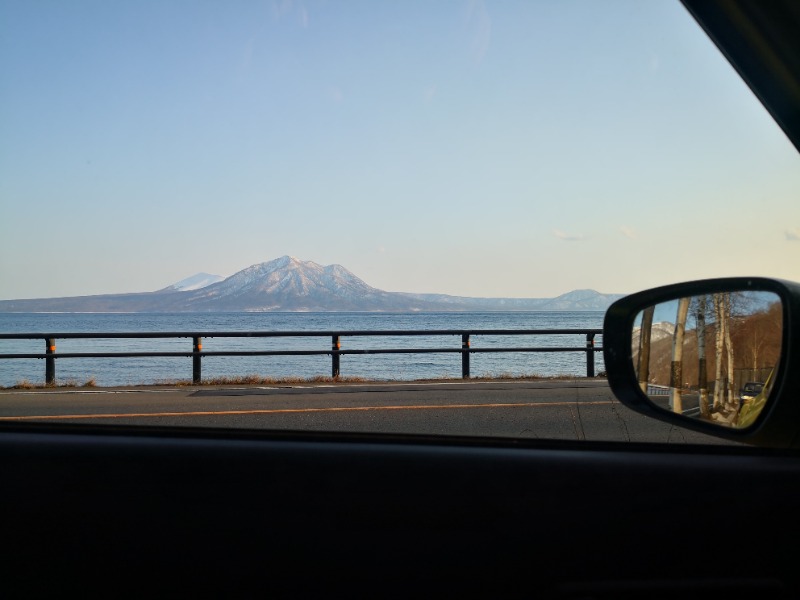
[{"left": 0, "top": 379, "right": 729, "bottom": 444}]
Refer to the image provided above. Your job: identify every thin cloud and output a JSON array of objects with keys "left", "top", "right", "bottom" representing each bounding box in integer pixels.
[
  {"left": 272, "top": 0, "right": 293, "bottom": 20},
  {"left": 553, "top": 229, "right": 587, "bottom": 242},
  {"left": 237, "top": 38, "right": 257, "bottom": 79},
  {"left": 620, "top": 226, "right": 637, "bottom": 240},
  {"left": 272, "top": 0, "right": 308, "bottom": 27},
  {"left": 786, "top": 229, "right": 800, "bottom": 241},
  {"left": 465, "top": 0, "right": 491, "bottom": 64},
  {"left": 328, "top": 86, "right": 344, "bottom": 103}
]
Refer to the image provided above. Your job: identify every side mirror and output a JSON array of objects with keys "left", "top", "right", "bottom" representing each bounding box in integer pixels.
[{"left": 604, "top": 278, "right": 800, "bottom": 448}]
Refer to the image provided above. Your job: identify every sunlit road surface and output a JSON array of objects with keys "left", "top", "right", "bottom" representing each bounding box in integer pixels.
[{"left": 0, "top": 380, "right": 729, "bottom": 444}]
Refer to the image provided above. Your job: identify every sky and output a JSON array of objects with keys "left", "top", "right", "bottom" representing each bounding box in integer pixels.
[{"left": 1, "top": 0, "right": 799, "bottom": 301}]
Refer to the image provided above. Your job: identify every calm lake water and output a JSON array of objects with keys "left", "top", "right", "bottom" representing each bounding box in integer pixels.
[{"left": 0, "top": 312, "right": 604, "bottom": 387}]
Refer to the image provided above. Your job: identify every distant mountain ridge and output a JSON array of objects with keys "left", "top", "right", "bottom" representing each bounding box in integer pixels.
[
  {"left": 160, "top": 272, "right": 224, "bottom": 292},
  {"left": 0, "top": 256, "right": 624, "bottom": 313}
]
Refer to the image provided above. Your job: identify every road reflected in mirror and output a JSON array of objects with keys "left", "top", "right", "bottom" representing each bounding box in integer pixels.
[{"left": 633, "top": 291, "right": 782, "bottom": 428}]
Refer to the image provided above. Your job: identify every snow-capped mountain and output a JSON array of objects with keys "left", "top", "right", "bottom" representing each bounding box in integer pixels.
[
  {"left": 0, "top": 256, "right": 624, "bottom": 313},
  {"left": 183, "top": 256, "right": 415, "bottom": 311},
  {"left": 537, "top": 289, "right": 624, "bottom": 311},
  {"left": 161, "top": 272, "right": 225, "bottom": 292},
  {"left": 205, "top": 257, "right": 376, "bottom": 299},
  {"left": 633, "top": 322, "right": 676, "bottom": 343},
  {"left": 405, "top": 288, "right": 623, "bottom": 311}
]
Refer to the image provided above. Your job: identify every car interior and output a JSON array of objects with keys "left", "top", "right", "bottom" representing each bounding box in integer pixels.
[{"left": 2, "top": 1, "right": 800, "bottom": 598}]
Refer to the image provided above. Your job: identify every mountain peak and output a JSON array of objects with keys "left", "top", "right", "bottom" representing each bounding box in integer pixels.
[
  {"left": 188, "top": 256, "right": 381, "bottom": 310},
  {"left": 273, "top": 255, "right": 302, "bottom": 267},
  {"left": 243, "top": 256, "right": 317, "bottom": 274},
  {"left": 542, "top": 288, "right": 620, "bottom": 310}
]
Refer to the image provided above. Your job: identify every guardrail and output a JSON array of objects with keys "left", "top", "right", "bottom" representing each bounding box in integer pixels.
[
  {"left": 0, "top": 329, "right": 603, "bottom": 385},
  {"left": 646, "top": 384, "right": 671, "bottom": 396}
]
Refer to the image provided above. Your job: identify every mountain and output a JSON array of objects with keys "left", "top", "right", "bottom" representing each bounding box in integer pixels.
[
  {"left": 633, "top": 322, "right": 676, "bottom": 344},
  {"left": 180, "top": 256, "right": 438, "bottom": 312},
  {"left": 160, "top": 273, "right": 224, "bottom": 292},
  {"left": 536, "top": 289, "right": 625, "bottom": 311},
  {"left": 0, "top": 256, "right": 624, "bottom": 313},
  {"left": 403, "top": 288, "right": 622, "bottom": 311}
]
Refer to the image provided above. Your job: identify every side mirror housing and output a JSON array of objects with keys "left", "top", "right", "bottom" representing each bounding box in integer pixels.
[{"left": 603, "top": 277, "right": 800, "bottom": 448}]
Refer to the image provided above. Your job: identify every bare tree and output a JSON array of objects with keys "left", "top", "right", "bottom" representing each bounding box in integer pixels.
[
  {"left": 638, "top": 306, "right": 655, "bottom": 393},
  {"left": 723, "top": 293, "right": 736, "bottom": 412},
  {"left": 669, "top": 297, "right": 690, "bottom": 413},
  {"left": 739, "top": 299, "right": 782, "bottom": 372},
  {"left": 710, "top": 292, "right": 737, "bottom": 418},
  {"left": 694, "top": 295, "right": 710, "bottom": 418},
  {"left": 712, "top": 293, "right": 726, "bottom": 410}
]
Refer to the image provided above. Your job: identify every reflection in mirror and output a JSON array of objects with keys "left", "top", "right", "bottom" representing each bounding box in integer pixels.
[{"left": 633, "top": 291, "right": 782, "bottom": 428}]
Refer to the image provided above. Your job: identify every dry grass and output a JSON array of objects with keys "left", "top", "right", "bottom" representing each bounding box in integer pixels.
[
  {"left": 9, "top": 379, "right": 37, "bottom": 390},
  {"left": 3, "top": 377, "right": 98, "bottom": 390},
  {"left": 1, "top": 372, "right": 604, "bottom": 390},
  {"left": 180, "top": 373, "right": 601, "bottom": 386},
  {"left": 471, "top": 371, "right": 595, "bottom": 381},
  {"left": 155, "top": 374, "right": 370, "bottom": 387},
  {"left": 387, "top": 372, "right": 604, "bottom": 383}
]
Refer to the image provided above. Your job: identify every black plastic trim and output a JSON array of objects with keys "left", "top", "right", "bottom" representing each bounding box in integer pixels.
[{"left": 604, "top": 277, "right": 800, "bottom": 448}]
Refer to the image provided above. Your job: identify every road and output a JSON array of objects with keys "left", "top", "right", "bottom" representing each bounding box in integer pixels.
[{"left": 0, "top": 379, "right": 729, "bottom": 444}]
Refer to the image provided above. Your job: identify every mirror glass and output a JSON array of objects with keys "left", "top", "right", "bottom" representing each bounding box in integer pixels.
[{"left": 633, "top": 291, "right": 782, "bottom": 428}]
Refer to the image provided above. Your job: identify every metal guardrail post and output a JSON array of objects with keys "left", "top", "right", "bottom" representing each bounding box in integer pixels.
[
  {"left": 332, "top": 335, "right": 341, "bottom": 378},
  {"left": 45, "top": 338, "right": 56, "bottom": 385},
  {"left": 462, "top": 334, "right": 470, "bottom": 379},
  {"left": 193, "top": 337, "right": 202, "bottom": 384},
  {"left": 586, "top": 333, "right": 595, "bottom": 378}
]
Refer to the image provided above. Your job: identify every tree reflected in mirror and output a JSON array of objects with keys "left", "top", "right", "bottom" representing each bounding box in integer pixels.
[{"left": 633, "top": 291, "right": 782, "bottom": 428}]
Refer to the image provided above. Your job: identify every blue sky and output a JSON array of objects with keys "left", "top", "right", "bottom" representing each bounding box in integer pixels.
[{"left": 1, "top": 0, "right": 798, "bottom": 301}]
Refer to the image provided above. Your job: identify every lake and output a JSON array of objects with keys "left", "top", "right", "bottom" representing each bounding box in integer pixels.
[{"left": 0, "top": 312, "right": 605, "bottom": 387}]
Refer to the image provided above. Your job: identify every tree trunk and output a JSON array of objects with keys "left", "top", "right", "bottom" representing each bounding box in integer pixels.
[
  {"left": 670, "top": 297, "right": 690, "bottom": 414},
  {"left": 724, "top": 294, "right": 736, "bottom": 413},
  {"left": 713, "top": 294, "right": 725, "bottom": 410},
  {"left": 696, "top": 296, "right": 710, "bottom": 418},
  {"left": 638, "top": 306, "right": 655, "bottom": 393}
]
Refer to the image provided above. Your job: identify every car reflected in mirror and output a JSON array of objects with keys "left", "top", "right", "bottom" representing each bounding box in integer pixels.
[{"left": 632, "top": 290, "right": 782, "bottom": 429}]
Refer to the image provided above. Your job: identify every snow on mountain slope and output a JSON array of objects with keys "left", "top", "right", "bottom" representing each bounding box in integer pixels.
[
  {"left": 162, "top": 273, "right": 225, "bottom": 292},
  {"left": 0, "top": 256, "right": 625, "bottom": 313},
  {"left": 185, "top": 256, "right": 409, "bottom": 311}
]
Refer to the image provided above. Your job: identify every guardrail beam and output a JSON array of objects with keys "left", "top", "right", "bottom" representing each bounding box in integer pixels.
[{"left": 0, "top": 329, "right": 603, "bottom": 385}]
